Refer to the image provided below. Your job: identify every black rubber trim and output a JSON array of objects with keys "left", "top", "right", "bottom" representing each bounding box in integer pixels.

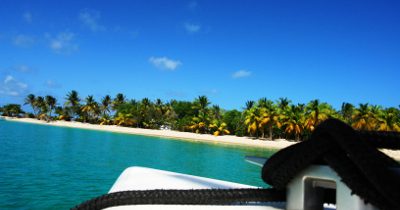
[{"left": 72, "top": 188, "right": 286, "bottom": 210}]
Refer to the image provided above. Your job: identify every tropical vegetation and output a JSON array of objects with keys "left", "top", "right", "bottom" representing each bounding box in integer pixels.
[{"left": 1, "top": 91, "right": 399, "bottom": 141}]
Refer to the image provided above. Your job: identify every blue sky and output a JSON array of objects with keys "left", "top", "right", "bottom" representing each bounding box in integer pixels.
[{"left": 0, "top": 0, "right": 399, "bottom": 110}]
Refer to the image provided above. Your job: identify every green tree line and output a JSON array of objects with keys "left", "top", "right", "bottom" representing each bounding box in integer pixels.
[{"left": 1, "top": 91, "right": 399, "bottom": 141}]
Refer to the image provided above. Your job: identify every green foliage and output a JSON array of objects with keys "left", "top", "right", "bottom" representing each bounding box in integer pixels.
[
  {"left": 81, "top": 95, "right": 100, "bottom": 123},
  {"left": 340, "top": 102, "right": 354, "bottom": 123},
  {"left": 114, "top": 102, "right": 139, "bottom": 126},
  {"left": 112, "top": 93, "right": 126, "bottom": 111},
  {"left": 1, "top": 104, "right": 24, "bottom": 117},
  {"left": 209, "top": 120, "right": 230, "bottom": 136},
  {"left": 223, "top": 109, "right": 242, "bottom": 135},
  {"left": 100, "top": 95, "right": 112, "bottom": 116},
  {"left": 24, "top": 94, "right": 37, "bottom": 116},
  {"left": 172, "top": 116, "right": 192, "bottom": 131},
  {"left": 55, "top": 106, "right": 71, "bottom": 121},
  {"left": 16, "top": 92, "right": 400, "bottom": 141},
  {"left": 65, "top": 90, "right": 81, "bottom": 119},
  {"left": 171, "top": 101, "right": 196, "bottom": 118}
]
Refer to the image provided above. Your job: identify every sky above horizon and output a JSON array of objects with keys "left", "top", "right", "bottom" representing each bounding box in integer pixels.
[{"left": 0, "top": 0, "right": 399, "bottom": 110}]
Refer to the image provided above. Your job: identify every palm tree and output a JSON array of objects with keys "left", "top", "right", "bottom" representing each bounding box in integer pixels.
[
  {"left": 65, "top": 90, "right": 80, "bottom": 107},
  {"left": 259, "top": 100, "right": 281, "bottom": 140},
  {"left": 1, "top": 104, "right": 24, "bottom": 117},
  {"left": 54, "top": 106, "right": 63, "bottom": 119},
  {"left": 153, "top": 99, "right": 173, "bottom": 128},
  {"left": 137, "top": 98, "right": 157, "bottom": 128},
  {"left": 34, "top": 96, "right": 48, "bottom": 120},
  {"left": 277, "top": 97, "right": 291, "bottom": 112},
  {"left": 189, "top": 96, "right": 211, "bottom": 133},
  {"left": 371, "top": 105, "right": 383, "bottom": 120},
  {"left": 211, "top": 105, "right": 222, "bottom": 121},
  {"left": 65, "top": 90, "right": 81, "bottom": 119},
  {"left": 112, "top": 93, "right": 125, "bottom": 111},
  {"left": 114, "top": 112, "right": 135, "bottom": 127},
  {"left": 189, "top": 115, "right": 209, "bottom": 134},
  {"left": 45, "top": 95, "right": 57, "bottom": 119},
  {"left": 81, "top": 95, "right": 99, "bottom": 123},
  {"left": 141, "top": 97, "right": 151, "bottom": 114},
  {"left": 55, "top": 106, "right": 71, "bottom": 121},
  {"left": 244, "top": 106, "right": 261, "bottom": 137},
  {"left": 154, "top": 98, "right": 163, "bottom": 119},
  {"left": 162, "top": 102, "right": 176, "bottom": 125},
  {"left": 155, "top": 98, "right": 163, "bottom": 106},
  {"left": 376, "top": 108, "right": 400, "bottom": 132},
  {"left": 99, "top": 114, "right": 113, "bottom": 125},
  {"left": 352, "top": 103, "right": 376, "bottom": 130},
  {"left": 340, "top": 102, "right": 354, "bottom": 123},
  {"left": 141, "top": 98, "right": 151, "bottom": 108},
  {"left": 155, "top": 99, "right": 166, "bottom": 116},
  {"left": 258, "top": 98, "right": 268, "bottom": 108},
  {"left": 209, "top": 120, "right": 230, "bottom": 136},
  {"left": 282, "top": 105, "right": 305, "bottom": 141},
  {"left": 306, "top": 99, "right": 320, "bottom": 126},
  {"left": 24, "top": 94, "right": 37, "bottom": 117},
  {"left": 100, "top": 95, "right": 112, "bottom": 116},
  {"left": 245, "top": 100, "right": 255, "bottom": 110},
  {"left": 193, "top": 95, "right": 210, "bottom": 114},
  {"left": 112, "top": 101, "right": 138, "bottom": 126},
  {"left": 304, "top": 100, "right": 333, "bottom": 132}
]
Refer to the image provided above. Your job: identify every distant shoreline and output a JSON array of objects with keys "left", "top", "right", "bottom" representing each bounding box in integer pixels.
[
  {"left": 2, "top": 117, "right": 296, "bottom": 150},
  {"left": 3, "top": 117, "right": 400, "bottom": 160}
]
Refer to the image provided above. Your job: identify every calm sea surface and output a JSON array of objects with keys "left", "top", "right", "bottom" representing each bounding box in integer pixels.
[{"left": 0, "top": 119, "right": 276, "bottom": 209}]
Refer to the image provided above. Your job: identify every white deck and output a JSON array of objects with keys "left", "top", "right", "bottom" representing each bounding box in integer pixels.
[
  {"left": 109, "top": 167, "right": 255, "bottom": 192},
  {"left": 105, "top": 167, "right": 284, "bottom": 210}
]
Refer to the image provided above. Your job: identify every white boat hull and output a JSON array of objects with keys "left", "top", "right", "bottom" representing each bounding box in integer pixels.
[{"left": 105, "top": 167, "right": 284, "bottom": 210}]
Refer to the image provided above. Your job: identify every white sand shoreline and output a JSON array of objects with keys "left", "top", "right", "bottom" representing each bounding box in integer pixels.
[
  {"left": 2, "top": 117, "right": 295, "bottom": 150},
  {"left": 3, "top": 116, "right": 400, "bottom": 160}
]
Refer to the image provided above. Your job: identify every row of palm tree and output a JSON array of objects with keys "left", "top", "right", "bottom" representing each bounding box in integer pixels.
[
  {"left": 1, "top": 91, "right": 398, "bottom": 141},
  {"left": 243, "top": 98, "right": 400, "bottom": 140},
  {"left": 243, "top": 98, "right": 336, "bottom": 140},
  {"left": 24, "top": 94, "right": 57, "bottom": 121}
]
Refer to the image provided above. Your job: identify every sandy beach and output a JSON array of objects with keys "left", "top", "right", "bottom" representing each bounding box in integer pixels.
[
  {"left": 3, "top": 117, "right": 400, "bottom": 160},
  {"left": 2, "top": 117, "right": 295, "bottom": 150}
]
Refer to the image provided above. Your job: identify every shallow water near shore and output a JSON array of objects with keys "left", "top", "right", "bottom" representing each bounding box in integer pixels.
[{"left": 0, "top": 120, "right": 276, "bottom": 209}]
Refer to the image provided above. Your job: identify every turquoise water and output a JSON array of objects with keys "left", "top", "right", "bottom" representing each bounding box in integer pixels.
[{"left": 0, "top": 120, "right": 276, "bottom": 209}]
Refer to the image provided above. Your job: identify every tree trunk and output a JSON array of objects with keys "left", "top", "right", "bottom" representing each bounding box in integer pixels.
[{"left": 269, "top": 127, "right": 273, "bottom": 140}]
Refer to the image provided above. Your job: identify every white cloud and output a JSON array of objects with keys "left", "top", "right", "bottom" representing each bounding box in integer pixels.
[
  {"left": 13, "top": 35, "right": 35, "bottom": 47},
  {"left": 14, "top": 65, "right": 32, "bottom": 73},
  {"left": 49, "top": 32, "right": 79, "bottom": 54},
  {"left": 23, "top": 12, "right": 32, "bottom": 23},
  {"left": 184, "top": 23, "right": 201, "bottom": 33},
  {"left": 4, "top": 75, "right": 14, "bottom": 84},
  {"left": 208, "top": 88, "right": 218, "bottom": 95},
  {"left": 45, "top": 80, "right": 62, "bottom": 88},
  {"left": 79, "top": 9, "right": 106, "bottom": 32},
  {"left": 232, "top": 70, "right": 252, "bottom": 78},
  {"left": 149, "top": 56, "right": 182, "bottom": 71},
  {"left": 0, "top": 75, "right": 28, "bottom": 96}
]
